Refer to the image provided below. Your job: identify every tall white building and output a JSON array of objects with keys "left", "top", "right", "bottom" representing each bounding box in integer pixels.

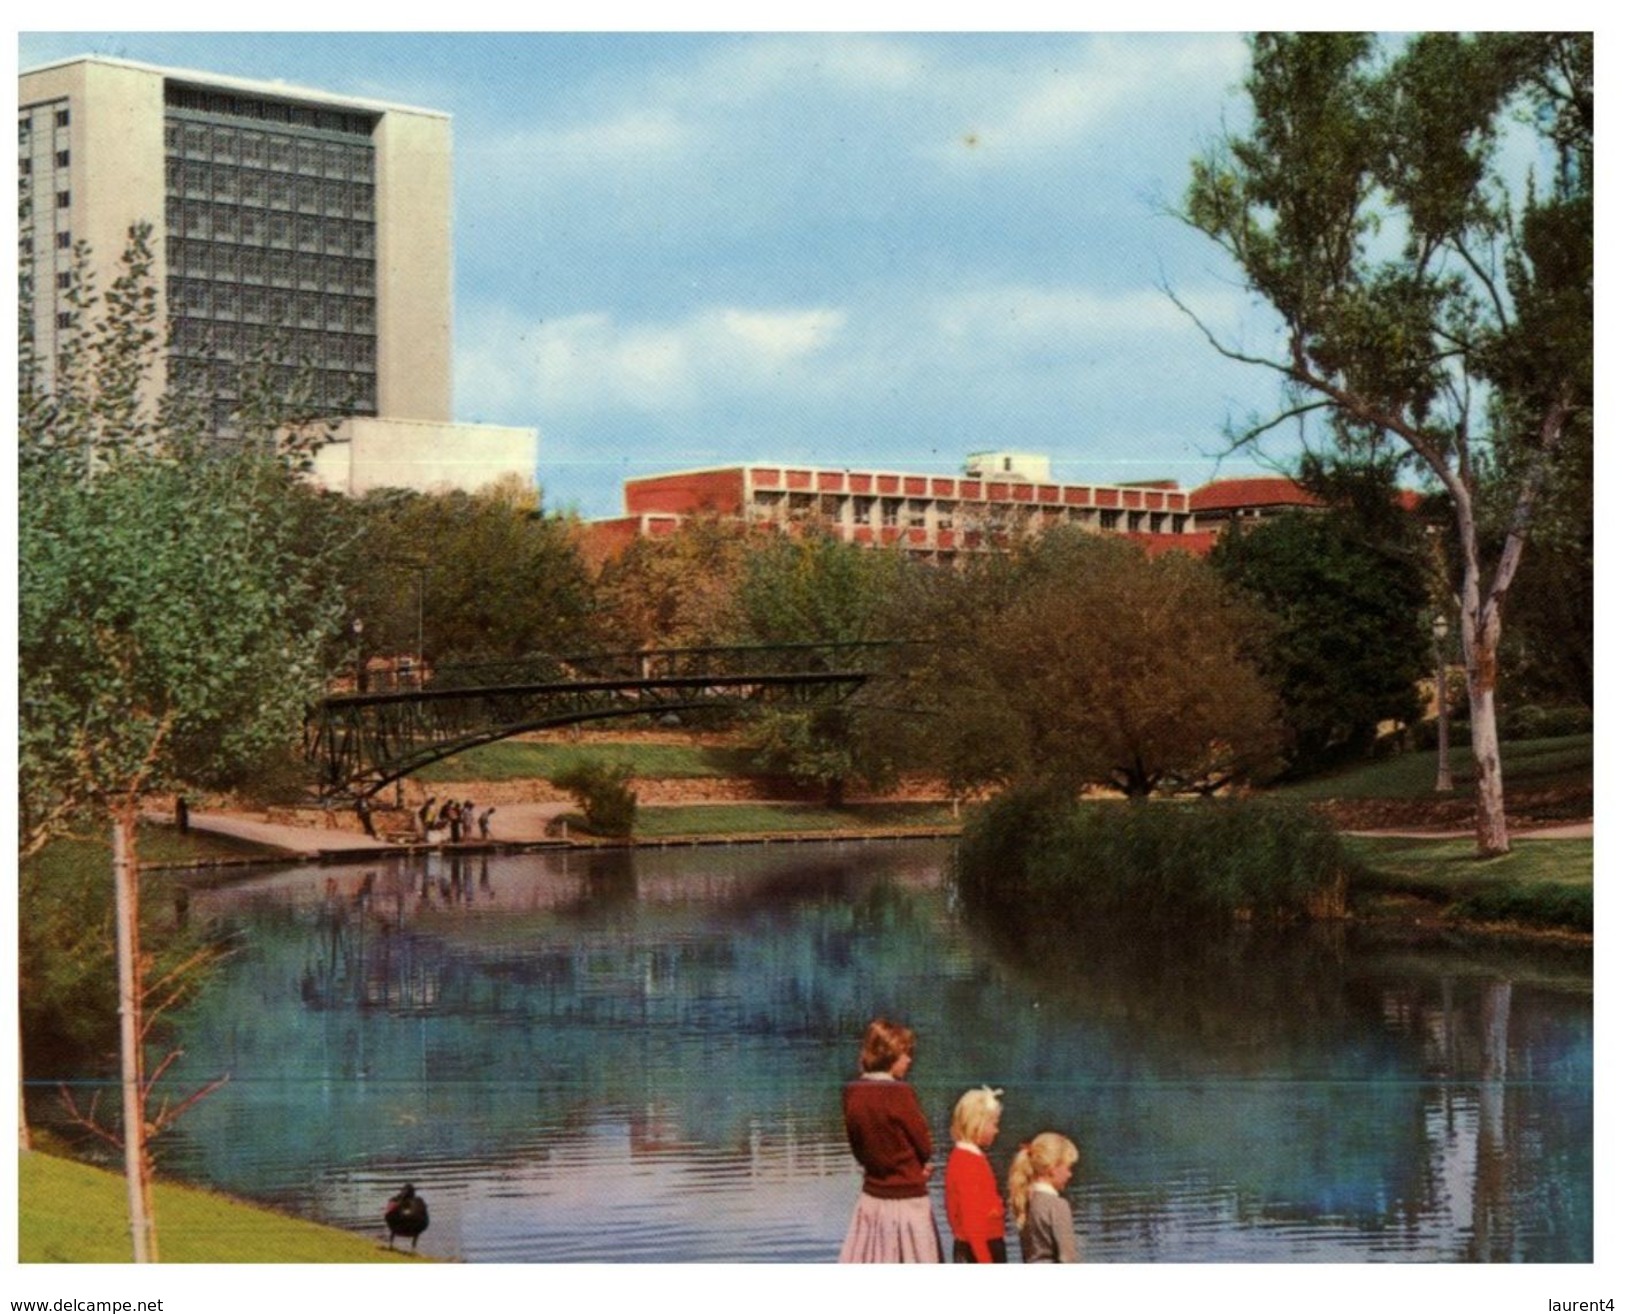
[{"left": 19, "top": 55, "right": 534, "bottom": 495}]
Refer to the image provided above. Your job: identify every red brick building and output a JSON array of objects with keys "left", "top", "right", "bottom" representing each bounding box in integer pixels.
[
  {"left": 587, "top": 454, "right": 1208, "bottom": 562},
  {"left": 1188, "top": 476, "right": 1323, "bottom": 540}
]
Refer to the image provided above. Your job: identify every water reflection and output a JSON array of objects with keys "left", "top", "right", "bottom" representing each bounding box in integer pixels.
[{"left": 62, "top": 842, "right": 1591, "bottom": 1262}]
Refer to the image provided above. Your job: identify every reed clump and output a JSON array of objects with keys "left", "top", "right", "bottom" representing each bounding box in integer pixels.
[{"left": 957, "top": 792, "right": 1352, "bottom": 929}]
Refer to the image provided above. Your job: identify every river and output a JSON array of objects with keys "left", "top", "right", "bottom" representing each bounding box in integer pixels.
[{"left": 90, "top": 840, "right": 1592, "bottom": 1262}]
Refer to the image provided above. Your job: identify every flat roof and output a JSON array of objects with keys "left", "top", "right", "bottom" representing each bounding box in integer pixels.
[
  {"left": 627, "top": 461, "right": 1190, "bottom": 494},
  {"left": 19, "top": 53, "right": 449, "bottom": 121}
]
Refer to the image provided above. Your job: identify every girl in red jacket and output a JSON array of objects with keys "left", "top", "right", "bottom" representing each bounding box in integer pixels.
[{"left": 945, "top": 1085, "right": 1007, "bottom": 1262}]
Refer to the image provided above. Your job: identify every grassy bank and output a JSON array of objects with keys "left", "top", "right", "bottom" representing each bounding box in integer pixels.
[
  {"left": 1344, "top": 834, "right": 1592, "bottom": 933},
  {"left": 1276, "top": 733, "right": 1592, "bottom": 802},
  {"left": 416, "top": 739, "right": 756, "bottom": 783},
  {"left": 630, "top": 800, "right": 959, "bottom": 838},
  {"left": 34, "top": 822, "right": 273, "bottom": 870},
  {"left": 19, "top": 1150, "right": 421, "bottom": 1263}
]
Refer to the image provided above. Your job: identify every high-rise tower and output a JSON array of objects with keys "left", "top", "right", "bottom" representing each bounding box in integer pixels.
[{"left": 19, "top": 55, "right": 462, "bottom": 450}]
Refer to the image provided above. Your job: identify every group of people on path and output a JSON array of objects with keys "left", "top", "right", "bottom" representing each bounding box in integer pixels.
[
  {"left": 413, "top": 796, "right": 496, "bottom": 844},
  {"left": 840, "top": 1017, "right": 1080, "bottom": 1264}
]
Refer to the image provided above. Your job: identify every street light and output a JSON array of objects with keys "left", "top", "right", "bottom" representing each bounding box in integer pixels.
[
  {"left": 1432, "top": 613, "right": 1452, "bottom": 792},
  {"left": 352, "top": 616, "right": 366, "bottom": 694}
]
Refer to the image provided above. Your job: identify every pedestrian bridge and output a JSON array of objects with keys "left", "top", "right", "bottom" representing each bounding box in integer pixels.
[{"left": 304, "top": 641, "right": 894, "bottom": 799}]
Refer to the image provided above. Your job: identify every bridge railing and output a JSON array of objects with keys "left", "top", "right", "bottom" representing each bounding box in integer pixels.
[
  {"left": 410, "top": 640, "right": 909, "bottom": 691},
  {"left": 307, "top": 640, "right": 913, "bottom": 798}
]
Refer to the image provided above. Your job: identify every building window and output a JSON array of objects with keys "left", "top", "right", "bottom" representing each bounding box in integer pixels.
[
  {"left": 56, "top": 311, "right": 73, "bottom": 329},
  {"left": 56, "top": 231, "right": 71, "bottom": 249},
  {"left": 55, "top": 109, "right": 70, "bottom": 128},
  {"left": 55, "top": 149, "right": 69, "bottom": 168},
  {"left": 56, "top": 190, "right": 70, "bottom": 208},
  {"left": 56, "top": 270, "right": 71, "bottom": 289},
  {"left": 881, "top": 499, "right": 901, "bottom": 528}
]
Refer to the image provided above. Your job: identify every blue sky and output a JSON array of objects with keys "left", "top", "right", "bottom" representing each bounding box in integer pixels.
[{"left": 20, "top": 31, "right": 1316, "bottom": 517}]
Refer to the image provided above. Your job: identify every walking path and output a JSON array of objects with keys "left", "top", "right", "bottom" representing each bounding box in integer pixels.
[
  {"left": 156, "top": 806, "right": 1591, "bottom": 861},
  {"left": 1345, "top": 821, "right": 1592, "bottom": 840},
  {"left": 145, "top": 803, "right": 573, "bottom": 858}
]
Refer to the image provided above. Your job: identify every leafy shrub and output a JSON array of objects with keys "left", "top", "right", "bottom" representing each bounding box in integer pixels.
[
  {"left": 549, "top": 760, "right": 638, "bottom": 837},
  {"left": 958, "top": 793, "right": 1351, "bottom": 930},
  {"left": 20, "top": 834, "right": 227, "bottom": 1078},
  {"left": 1503, "top": 705, "right": 1593, "bottom": 740},
  {"left": 1415, "top": 705, "right": 1592, "bottom": 750},
  {"left": 1453, "top": 882, "right": 1592, "bottom": 933}
]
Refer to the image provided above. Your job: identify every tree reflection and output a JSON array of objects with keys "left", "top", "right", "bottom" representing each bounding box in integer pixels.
[{"left": 87, "top": 844, "right": 1593, "bottom": 1262}]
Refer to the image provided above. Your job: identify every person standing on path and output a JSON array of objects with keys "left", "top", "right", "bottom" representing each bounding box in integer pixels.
[
  {"left": 1009, "top": 1132, "right": 1080, "bottom": 1263},
  {"left": 945, "top": 1086, "right": 1007, "bottom": 1262},
  {"left": 838, "top": 1017, "right": 942, "bottom": 1263}
]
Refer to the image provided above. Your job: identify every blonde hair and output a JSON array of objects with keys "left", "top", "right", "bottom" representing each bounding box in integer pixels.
[
  {"left": 950, "top": 1086, "right": 1004, "bottom": 1145},
  {"left": 1008, "top": 1132, "right": 1079, "bottom": 1228}
]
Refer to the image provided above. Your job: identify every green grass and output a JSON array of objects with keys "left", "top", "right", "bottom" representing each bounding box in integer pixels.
[
  {"left": 32, "top": 823, "right": 273, "bottom": 872},
  {"left": 1276, "top": 734, "right": 1592, "bottom": 801},
  {"left": 632, "top": 800, "right": 960, "bottom": 838},
  {"left": 1344, "top": 834, "right": 1592, "bottom": 931},
  {"left": 19, "top": 1150, "right": 423, "bottom": 1263},
  {"left": 415, "top": 739, "right": 758, "bottom": 782}
]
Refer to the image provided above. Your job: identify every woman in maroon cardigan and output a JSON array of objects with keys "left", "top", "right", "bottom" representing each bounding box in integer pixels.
[{"left": 838, "top": 1017, "right": 943, "bottom": 1262}]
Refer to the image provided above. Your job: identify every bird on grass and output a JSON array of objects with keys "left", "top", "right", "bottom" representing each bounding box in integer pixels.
[{"left": 385, "top": 1183, "right": 429, "bottom": 1251}]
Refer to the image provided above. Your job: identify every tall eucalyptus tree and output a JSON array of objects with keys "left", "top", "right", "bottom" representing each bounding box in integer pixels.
[{"left": 1181, "top": 33, "right": 1591, "bottom": 854}]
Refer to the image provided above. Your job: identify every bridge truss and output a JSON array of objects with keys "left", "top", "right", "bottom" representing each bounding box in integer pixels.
[{"left": 304, "top": 642, "right": 895, "bottom": 799}]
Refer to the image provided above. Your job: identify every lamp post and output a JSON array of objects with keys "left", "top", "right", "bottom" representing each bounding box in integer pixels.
[
  {"left": 352, "top": 616, "right": 366, "bottom": 694},
  {"left": 1432, "top": 613, "right": 1452, "bottom": 792}
]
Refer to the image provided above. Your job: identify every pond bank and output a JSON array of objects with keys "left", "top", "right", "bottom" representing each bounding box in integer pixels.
[
  {"left": 141, "top": 805, "right": 1591, "bottom": 944},
  {"left": 140, "top": 802, "right": 964, "bottom": 870}
]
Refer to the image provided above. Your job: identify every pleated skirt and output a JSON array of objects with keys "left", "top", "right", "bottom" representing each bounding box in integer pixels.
[{"left": 838, "top": 1192, "right": 942, "bottom": 1263}]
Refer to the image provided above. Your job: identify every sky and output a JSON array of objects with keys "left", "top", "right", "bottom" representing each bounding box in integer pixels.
[{"left": 15, "top": 29, "right": 1313, "bottom": 518}]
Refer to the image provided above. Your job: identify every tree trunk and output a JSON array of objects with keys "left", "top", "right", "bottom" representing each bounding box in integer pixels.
[
  {"left": 1448, "top": 476, "right": 1514, "bottom": 859},
  {"left": 1465, "top": 662, "right": 1510, "bottom": 856},
  {"left": 112, "top": 806, "right": 157, "bottom": 1262},
  {"left": 18, "top": 1031, "right": 30, "bottom": 1152}
]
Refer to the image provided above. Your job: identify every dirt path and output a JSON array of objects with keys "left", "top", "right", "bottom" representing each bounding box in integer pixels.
[{"left": 162, "top": 801, "right": 1591, "bottom": 862}]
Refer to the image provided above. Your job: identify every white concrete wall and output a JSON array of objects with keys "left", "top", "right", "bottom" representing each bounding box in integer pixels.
[
  {"left": 310, "top": 416, "right": 538, "bottom": 497},
  {"left": 373, "top": 107, "right": 454, "bottom": 421},
  {"left": 20, "top": 60, "right": 169, "bottom": 395}
]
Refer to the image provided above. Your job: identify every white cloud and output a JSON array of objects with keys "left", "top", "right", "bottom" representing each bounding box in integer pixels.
[
  {"left": 458, "top": 302, "right": 848, "bottom": 418},
  {"left": 719, "top": 308, "right": 845, "bottom": 360},
  {"left": 470, "top": 34, "right": 930, "bottom": 180},
  {"left": 932, "top": 283, "right": 1242, "bottom": 347},
  {"left": 675, "top": 34, "right": 929, "bottom": 106},
  {"left": 924, "top": 34, "right": 1249, "bottom": 168},
  {"left": 476, "top": 108, "right": 694, "bottom": 173}
]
